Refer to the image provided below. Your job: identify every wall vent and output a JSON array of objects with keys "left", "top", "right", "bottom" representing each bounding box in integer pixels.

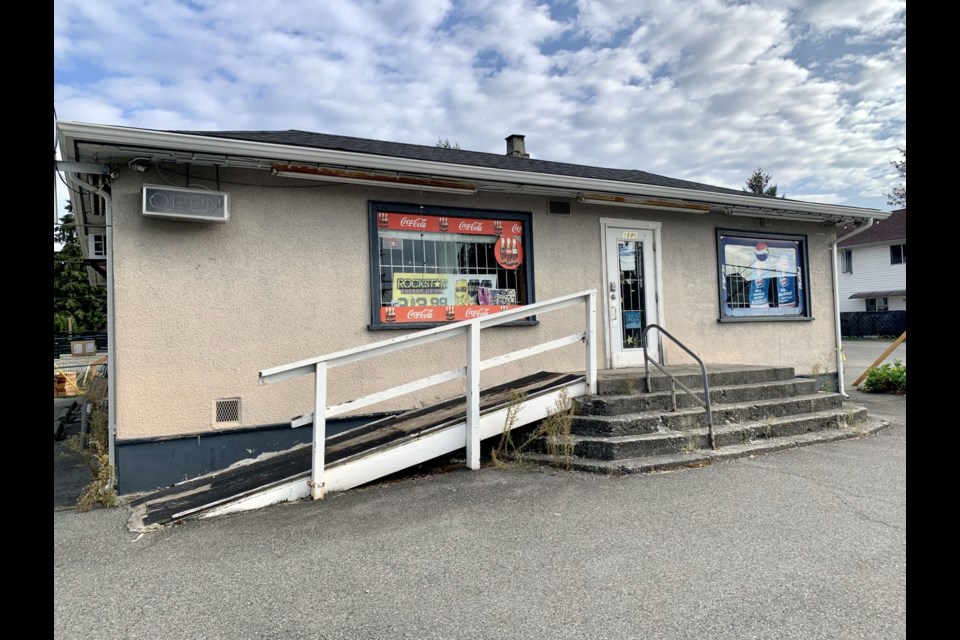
[
  {"left": 548, "top": 200, "right": 571, "bottom": 216},
  {"left": 214, "top": 398, "right": 241, "bottom": 425}
]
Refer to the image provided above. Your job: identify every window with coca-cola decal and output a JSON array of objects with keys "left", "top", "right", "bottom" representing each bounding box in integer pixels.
[{"left": 368, "top": 202, "right": 534, "bottom": 327}]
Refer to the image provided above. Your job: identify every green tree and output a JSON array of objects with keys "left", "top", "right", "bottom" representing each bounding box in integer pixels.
[
  {"left": 744, "top": 167, "right": 780, "bottom": 197},
  {"left": 436, "top": 138, "right": 461, "bottom": 149},
  {"left": 886, "top": 148, "right": 905, "bottom": 207},
  {"left": 54, "top": 203, "right": 107, "bottom": 333}
]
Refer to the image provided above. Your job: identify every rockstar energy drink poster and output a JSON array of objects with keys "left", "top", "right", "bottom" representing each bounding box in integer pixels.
[
  {"left": 391, "top": 274, "right": 496, "bottom": 308},
  {"left": 388, "top": 273, "right": 505, "bottom": 323},
  {"left": 392, "top": 274, "right": 453, "bottom": 307}
]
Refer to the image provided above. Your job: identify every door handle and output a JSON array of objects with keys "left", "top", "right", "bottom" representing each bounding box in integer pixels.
[{"left": 610, "top": 305, "right": 618, "bottom": 321}]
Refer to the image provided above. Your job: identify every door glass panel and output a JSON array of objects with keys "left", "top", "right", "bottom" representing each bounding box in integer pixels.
[{"left": 618, "top": 240, "right": 647, "bottom": 350}]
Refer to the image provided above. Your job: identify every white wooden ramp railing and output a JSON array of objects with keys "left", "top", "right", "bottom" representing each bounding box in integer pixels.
[{"left": 258, "top": 290, "right": 597, "bottom": 499}]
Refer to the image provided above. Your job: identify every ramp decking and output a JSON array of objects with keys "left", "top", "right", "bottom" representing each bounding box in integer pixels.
[{"left": 129, "top": 371, "right": 582, "bottom": 528}]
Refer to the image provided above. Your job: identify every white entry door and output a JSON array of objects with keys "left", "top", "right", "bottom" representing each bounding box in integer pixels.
[{"left": 605, "top": 226, "right": 660, "bottom": 367}]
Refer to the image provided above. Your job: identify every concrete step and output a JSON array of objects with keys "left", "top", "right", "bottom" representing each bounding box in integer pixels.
[
  {"left": 570, "top": 412, "right": 663, "bottom": 437},
  {"left": 574, "top": 378, "right": 819, "bottom": 416},
  {"left": 528, "top": 406, "right": 880, "bottom": 471},
  {"left": 556, "top": 405, "right": 866, "bottom": 460},
  {"left": 565, "top": 431, "right": 687, "bottom": 460},
  {"left": 597, "top": 366, "right": 795, "bottom": 395},
  {"left": 570, "top": 392, "right": 844, "bottom": 437},
  {"left": 662, "top": 393, "right": 845, "bottom": 431}
]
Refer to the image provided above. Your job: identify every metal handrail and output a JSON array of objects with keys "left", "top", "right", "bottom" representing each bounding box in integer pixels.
[{"left": 641, "top": 324, "right": 716, "bottom": 450}]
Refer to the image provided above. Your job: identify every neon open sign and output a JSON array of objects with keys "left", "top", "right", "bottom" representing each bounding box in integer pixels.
[{"left": 142, "top": 185, "right": 230, "bottom": 222}]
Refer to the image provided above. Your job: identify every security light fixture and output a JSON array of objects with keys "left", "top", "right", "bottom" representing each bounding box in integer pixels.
[{"left": 128, "top": 158, "right": 151, "bottom": 172}]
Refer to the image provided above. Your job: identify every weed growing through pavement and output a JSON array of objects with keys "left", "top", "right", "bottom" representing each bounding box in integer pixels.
[
  {"left": 493, "top": 389, "right": 576, "bottom": 469},
  {"left": 62, "top": 380, "right": 116, "bottom": 510},
  {"left": 538, "top": 390, "right": 575, "bottom": 468},
  {"left": 492, "top": 390, "right": 527, "bottom": 467}
]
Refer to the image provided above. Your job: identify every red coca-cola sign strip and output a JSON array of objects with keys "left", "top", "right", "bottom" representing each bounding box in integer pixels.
[
  {"left": 381, "top": 213, "right": 522, "bottom": 237},
  {"left": 381, "top": 305, "right": 522, "bottom": 323}
]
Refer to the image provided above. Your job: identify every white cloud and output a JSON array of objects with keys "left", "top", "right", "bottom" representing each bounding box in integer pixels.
[
  {"left": 54, "top": 0, "right": 906, "bottom": 210},
  {"left": 794, "top": 0, "right": 905, "bottom": 38}
]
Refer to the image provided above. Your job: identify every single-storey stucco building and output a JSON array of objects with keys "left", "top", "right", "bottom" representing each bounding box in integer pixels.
[{"left": 57, "top": 122, "right": 887, "bottom": 493}]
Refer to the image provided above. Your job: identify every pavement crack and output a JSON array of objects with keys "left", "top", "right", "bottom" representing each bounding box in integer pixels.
[{"left": 742, "top": 462, "right": 903, "bottom": 530}]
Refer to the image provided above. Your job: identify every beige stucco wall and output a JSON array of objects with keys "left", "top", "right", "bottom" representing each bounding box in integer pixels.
[{"left": 110, "top": 167, "right": 839, "bottom": 440}]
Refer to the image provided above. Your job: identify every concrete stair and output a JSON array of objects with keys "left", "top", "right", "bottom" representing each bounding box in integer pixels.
[{"left": 527, "top": 365, "right": 884, "bottom": 473}]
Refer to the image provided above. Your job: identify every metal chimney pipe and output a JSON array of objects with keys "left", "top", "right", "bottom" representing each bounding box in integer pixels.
[{"left": 505, "top": 134, "right": 529, "bottom": 158}]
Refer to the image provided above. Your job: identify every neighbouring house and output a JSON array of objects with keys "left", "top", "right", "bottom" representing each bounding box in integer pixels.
[
  {"left": 837, "top": 208, "right": 906, "bottom": 337},
  {"left": 69, "top": 173, "right": 108, "bottom": 288},
  {"left": 56, "top": 122, "right": 888, "bottom": 494}
]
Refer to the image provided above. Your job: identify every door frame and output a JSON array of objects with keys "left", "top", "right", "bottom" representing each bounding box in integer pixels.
[{"left": 599, "top": 218, "right": 666, "bottom": 368}]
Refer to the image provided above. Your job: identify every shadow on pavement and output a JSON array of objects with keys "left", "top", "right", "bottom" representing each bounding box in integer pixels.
[{"left": 54, "top": 401, "right": 90, "bottom": 509}]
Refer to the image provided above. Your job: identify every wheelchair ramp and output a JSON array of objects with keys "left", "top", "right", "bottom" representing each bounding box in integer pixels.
[{"left": 128, "top": 371, "right": 585, "bottom": 530}]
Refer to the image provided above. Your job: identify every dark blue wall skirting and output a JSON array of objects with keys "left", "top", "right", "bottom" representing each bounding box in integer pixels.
[{"left": 115, "top": 414, "right": 392, "bottom": 494}]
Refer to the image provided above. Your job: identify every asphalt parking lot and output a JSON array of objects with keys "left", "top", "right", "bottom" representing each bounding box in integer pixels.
[{"left": 54, "top": 339, "right": 906, "bottom": 640}]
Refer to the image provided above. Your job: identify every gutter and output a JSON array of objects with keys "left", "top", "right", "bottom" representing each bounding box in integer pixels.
[
  {"left": 61, "top": 170, "right": 117, "bottom": 470},
  {"left": 830, "top": 218, "right": 876, "bottom": 397},
  {"left": 57, "top": 121, "right": 886, "bottom": 222}
]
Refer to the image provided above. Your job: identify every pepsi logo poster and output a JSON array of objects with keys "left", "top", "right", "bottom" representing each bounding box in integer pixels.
[{"left": 718, "top": 232, "right": 807, "bottom": 319}]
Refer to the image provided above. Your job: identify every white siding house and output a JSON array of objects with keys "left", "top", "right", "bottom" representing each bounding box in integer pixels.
[
  {"left": 837, "top": 243, "right": 906, "bottom": 312},
  {"left": 837, "top": 209, "right": 906, "bottom": 312}
]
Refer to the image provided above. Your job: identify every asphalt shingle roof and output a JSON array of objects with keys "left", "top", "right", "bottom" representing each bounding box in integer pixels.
[
  {"left": 172, "top": 129, "right": 783, "bottom": 202},
  {"left": 838, "top": 209, "right": 906, "bottom": 247}
]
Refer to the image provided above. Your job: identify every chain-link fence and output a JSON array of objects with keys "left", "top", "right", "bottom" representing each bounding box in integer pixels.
[{"left": 840, "top": 311, "right": 906, "bottom": 337}]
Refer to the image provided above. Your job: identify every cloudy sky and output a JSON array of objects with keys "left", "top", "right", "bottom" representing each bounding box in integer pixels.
[{"left": 54, "top": 0, "right": 905, "bottom": 212}]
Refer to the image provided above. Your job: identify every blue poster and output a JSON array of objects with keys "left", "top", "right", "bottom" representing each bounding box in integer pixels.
[
  {"left": 749, "top": 275, "right": 770, "bottom": 308},
  {"left": 775, "top": 253, "right": 797, "bottom": 307},
  {"left": 624, "top": 310, "right": 641, "bottom": 329},
  {"left": 749, "top": 243, "right": 772, "bottom": 308}
]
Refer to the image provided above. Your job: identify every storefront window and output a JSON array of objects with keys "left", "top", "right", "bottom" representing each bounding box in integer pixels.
[
  {"left": 368, "top": 203, "right": 535, "bottom": 327},
  {"left": 717, "top": 229, "right": 811, "bottom": 321}
]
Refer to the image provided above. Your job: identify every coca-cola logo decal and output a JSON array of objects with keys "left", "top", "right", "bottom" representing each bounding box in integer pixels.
[
  {"left": 406, "top": 308, "right": 435, "bottom": 320},
  {"left": 379, "top": 212, "right": 522, "bottom": 237},
  {"left": 399, "top": 217, "right": 428, "bottom": 229},
  {"left": 382, "top": 304, "right": 520, "bottom": 324}
]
